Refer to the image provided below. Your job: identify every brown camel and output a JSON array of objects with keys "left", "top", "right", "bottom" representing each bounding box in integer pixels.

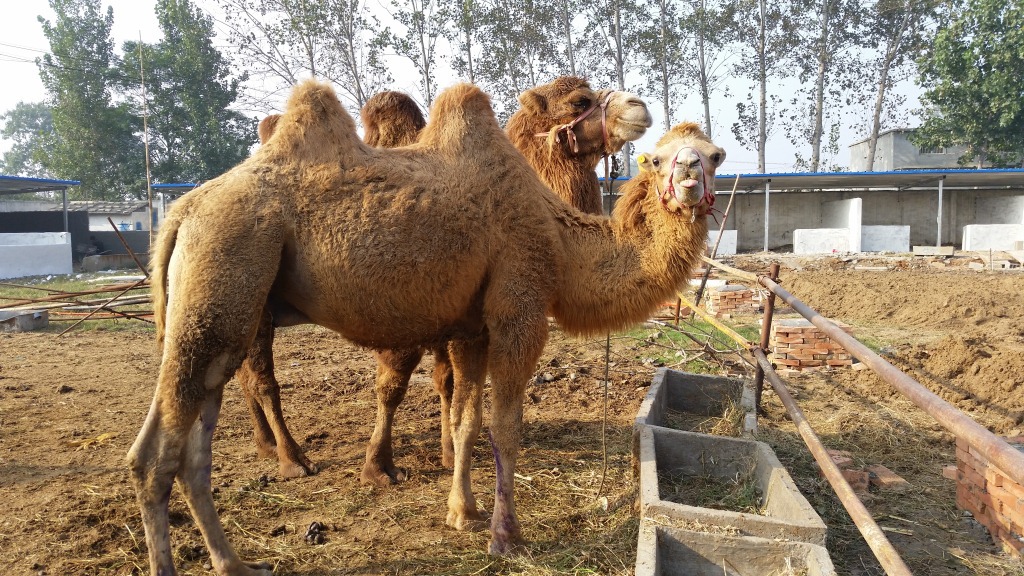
[
  {"left": 127, "top": 79, "right": 722, "bottom": 574},
  {"left": 241, "top": 79, "right": 652, "bottom": 485}
]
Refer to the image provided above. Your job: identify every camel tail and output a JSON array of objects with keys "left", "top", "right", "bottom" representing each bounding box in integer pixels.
[{"left": 149, "top": 212, "right": 182, "bottom": 351}]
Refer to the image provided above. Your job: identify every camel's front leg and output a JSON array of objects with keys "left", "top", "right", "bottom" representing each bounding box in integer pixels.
[
  {"left": 363, "top": 347, "right": 424, "bottom": 486},
  {"left": 238, "top": 308, "right": 316, "bottom": 479},
  {"left": 430, "top": 344, "right": 455, "bottom": 468},
  {"left": 445, "top": 337, "right": 489, "bottom": 531}
]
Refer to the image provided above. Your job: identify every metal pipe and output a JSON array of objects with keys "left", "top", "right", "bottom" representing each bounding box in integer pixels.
[
  {"left": 763, "top": 179, "right": 771, "bottom": 252},
  {"left": 936, "top": 176, "right": 945, "bottom": 247},
  {"left": 753, "top": 263, "right": 780, "bottom": 411},
  {"left": 676, "top": 293, "right": 752, "bottom": 349},
  {"left": 758, "top": 274, "right": 1024, "bottom": 487},
  {"left": 701, "top": 255, "right": 759, "bottom": 283},
  {"left": 752, "top": 348, "right": 913, "bottom": 576}
]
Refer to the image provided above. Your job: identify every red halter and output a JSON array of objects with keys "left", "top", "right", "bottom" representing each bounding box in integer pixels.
[
  {"left": 537, "top": 91, "right": 617, "bottom": 154},
  {"left": 660, "top": 146, "right": 717, "bottom": 222}
]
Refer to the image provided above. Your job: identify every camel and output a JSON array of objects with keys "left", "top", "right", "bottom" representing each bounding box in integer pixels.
[
  {"left": 126, "top": 79, "right": 722, "bottom": 574},
  {"left": 241, "top": 78, "right": 652, "bottom": 484}
]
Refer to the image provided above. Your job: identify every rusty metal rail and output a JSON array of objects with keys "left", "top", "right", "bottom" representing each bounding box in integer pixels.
[{"left": 754, "top": 272, "right": 1024, "bottom": 488}]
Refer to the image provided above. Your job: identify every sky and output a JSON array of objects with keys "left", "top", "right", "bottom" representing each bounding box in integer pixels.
[{"left": 0, "top": 1, "right": 926, "bottom": 176}]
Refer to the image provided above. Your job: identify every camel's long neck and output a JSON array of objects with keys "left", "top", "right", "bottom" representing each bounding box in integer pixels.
[
  {"left": 546, "top": 179, "right": 708, "bottom": 336},
  {"left": 506, "top": 118, "right": 605, "bottom": 216}
]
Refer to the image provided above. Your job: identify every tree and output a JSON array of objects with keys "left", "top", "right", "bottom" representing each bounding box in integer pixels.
[
  {"left": 38, "top": 0, "right": 143, "bottom": 200},
  {"left": 729, "top": 0, "right": 799, "bottom": 173},
  {"left": 857, "top": 0, "right": 940, "bottom": 170},
  {"left": 377, "top": 0, "right": 454, "bottom": 107},
  {"left": 120, "top": 0, "right": 255, "bottom": 184},
  {"left": 0, "top": 102, "right": 54, "bottom": 178},
  {"left": 913, "top": 0, "right": 1023, "bottom": 167},
  {"left": 787, "top": 0, "right": 863, "bottom": 172}
]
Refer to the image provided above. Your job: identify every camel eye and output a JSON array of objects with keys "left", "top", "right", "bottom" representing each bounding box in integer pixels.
[
  {"left": 652, "top": 157, "right": 661, "bottom": 168},
  {"left": 573, "top": 98, "right": 590, "bottom": 110}
]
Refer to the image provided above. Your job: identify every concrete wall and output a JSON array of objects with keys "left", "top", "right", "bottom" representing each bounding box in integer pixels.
[
  {"left": 849, "top": 130, "right": 968, "bottom": 171},
  {"left": 707, "top": 230, "right": 736, "bottom": 256},
  {"left": 0, "top": 211, "right": 91, "bottom": 260},
  {"left": 0, "top": 232, "right": 73, "bottom": 279},
  {"left": 862, "top": 225, "right": 910, "bottom": 252},
  {"left": 975, "top": 196, "right": 1024, "bottom": 225},
  {"left": 962, "top": 224, "right": 1024, "bottom": 251},
  {"left": 0, "top": 201, "right": 60, "bottom": 212}
]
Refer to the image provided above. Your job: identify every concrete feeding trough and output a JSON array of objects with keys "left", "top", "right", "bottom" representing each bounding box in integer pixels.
[
  {"left": 637, "top": 425, "right": 828, "bottom": 546},
  {"left": 634, "top": 369, "right": 758, "bottom": 459},
  {"left": 0, "top": 309, "right": 49, "bottom": 332},
  {"left": 636, "top": 520, "right": 836, "bottom": 576}
]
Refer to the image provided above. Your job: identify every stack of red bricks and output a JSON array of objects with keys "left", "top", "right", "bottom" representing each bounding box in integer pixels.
[
  {"left": 704, "top": 284, "right": 759, "bottom": 317},
  {"left": 952, "top": 436, "right": 1024, "bottom": 555},
  {"left": 769, "top": 318, "right": 854, "bottom": 371}
]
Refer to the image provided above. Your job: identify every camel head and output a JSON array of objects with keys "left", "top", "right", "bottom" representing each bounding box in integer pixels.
[
  {"left": 515, "top": 76, "right": 652, "bottom": 157},
  {"left": 637, "top": 122, "right": 726, "bottom": 217},
  {"left": 361, "top": 91, "right": 426, "bottom": 148}
]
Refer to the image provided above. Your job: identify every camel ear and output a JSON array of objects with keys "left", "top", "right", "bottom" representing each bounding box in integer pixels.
[
  {"left": 517, "top": 89, "right": 547, "bottom": 115},
  {"left": 709, "top": 149, "right": 726, "bottom": 167},
  {"left": 258, "top": 114, "right": 281, "bottom": 144}
]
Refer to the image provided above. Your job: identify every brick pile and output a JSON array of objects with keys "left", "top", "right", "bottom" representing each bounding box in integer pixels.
[
  {"left": 769, "top": 318, "right": 854, "bottom": 371},
  {"left": 705, "top": 284, "right": 759, "bottom": 317},
  {"left": 954, "top": 436, "right": 1024, "bottom": 555}
]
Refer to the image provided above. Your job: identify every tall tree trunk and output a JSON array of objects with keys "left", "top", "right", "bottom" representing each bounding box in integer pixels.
[
  {"left": 757, "top": 0, "right": 767, "bottom": 173},
  {"left": 463, "top": 10, "right": 475, "bottom": 83},
  {"left": 612, "top": 1, "right": 630, "bottom": 175},
  {"left": 866, "top": 59, "right": 892, "bottom": 171},
  {"left": 659, "top": 0, "right": 671, "bottom": 130},
  {"left": 809, "top": 0, "right": 831, "bottom": 172},
  {"left": 696, "top": 0, "right": 712, "bottom": 134},
  {"left": 561, "top": 0, "right": 576, "bottom": 76}
]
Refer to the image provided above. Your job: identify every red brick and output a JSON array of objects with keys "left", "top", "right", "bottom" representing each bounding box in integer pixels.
[
  {"left": 826, "top": 449, "right": 855, "bottom": 468},
  {"left": 942, "top": 464, "right": 958, "bottom": 480},
  {"left": 866, "top": 464, "right": 911, "bottom": 491},
  {"left": 839, "top": 468, "right": 870, "bottom": 493},
  {"left": 773, "top": 357, "right": 802, "bottom": 367},
  {"left": 827, "top": 359, "right": 854, "bottom": 366}
]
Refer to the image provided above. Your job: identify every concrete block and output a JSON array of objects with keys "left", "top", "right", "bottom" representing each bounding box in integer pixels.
[
  {"left": 636, "top": 520, "right": 836, "bottom": 576},
  {"left": 0, "top": 232, "right": 73, "bottom": 279},
  {"left": 963, "top": 224, "right": 1024, "bottom": 251},
  {"left": 81, "top": 253, "right": 149, "bottom": 272},
  {"left": 793, "top": 228, "right": 851, "bottom": 254},
  {"left": 862, "top": 225, "right": 910, "bottom": 253},
  {"left": 637, "top": 425, "right": 828, "bottom": 545},
  {"left": 0, "top": 309, "right": 49, "bottom": 332},
  {"left": 913, "top": 245, "right": 955, "bottom": 256}
]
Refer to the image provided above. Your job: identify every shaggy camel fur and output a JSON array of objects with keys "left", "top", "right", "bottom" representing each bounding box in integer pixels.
[
  {"left": 242, "top": 79, "right": 651, "bottom": 484},
  {"left": 127, "top": 79, "right": 721, "bottom": 574}
]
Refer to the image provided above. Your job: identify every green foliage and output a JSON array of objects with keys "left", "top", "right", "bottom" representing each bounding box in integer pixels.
[
  {"left": 914, "top": 0, "right": 1024, "bottom": 167},
  {"left": 37, "top": 0, "right": 144, "bottom": 200},
  {"left": 120, "top": 0, "right": 255, "bottom": 183},
  {"left": 376, "top": 0, "right": 455, "bottom": 107},
  {"left": 0, "top": 102, "right": 54, "bottom": 178}
]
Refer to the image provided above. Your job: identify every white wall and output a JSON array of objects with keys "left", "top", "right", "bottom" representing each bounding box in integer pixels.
[
  {"left": 707, "top": 230, "right": 737, "bottom": 256},
  {"left": 962, "top": 224, "right": 1024, "bottom": 251},
  {"left": 822, "top": 198, "right": 862, "bottom": 253},
  {"left": 0, "top": 232, "right": 73, "bottom": 279},
  {"left": 793, "top": 228, "right": 850, "bottom": 254},
  {"left": 975, "top": 196, "right": 1024, "bottom": 225}
]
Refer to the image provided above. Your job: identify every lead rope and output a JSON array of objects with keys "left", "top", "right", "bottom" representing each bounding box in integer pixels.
[{"left": 597, "top": 152, "right": 612, "bottom": 500}]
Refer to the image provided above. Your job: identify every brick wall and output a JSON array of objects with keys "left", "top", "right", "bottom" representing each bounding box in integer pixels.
[
  {"left": 705, "top": 284, "right": 759, "bottom": 317},
  {"left": 955, "top": 436, "right": 1024, "bottom": 555},
  {"left": 770, "top": 318, "right": 854, "bottom": 371}
]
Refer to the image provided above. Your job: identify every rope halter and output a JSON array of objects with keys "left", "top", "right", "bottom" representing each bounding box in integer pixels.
[{"left": 536, "top": 90, "right": 617, "bottom": 155}]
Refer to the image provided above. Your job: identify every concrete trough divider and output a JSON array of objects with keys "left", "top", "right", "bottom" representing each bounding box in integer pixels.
[
  {"left": 636, "top": 519, "right": 836, "bottom": 576},
  {"left": 633, "top": 369, "right": 757, "bottom": 469},
  {"left": 0, "top": 309, "right": 49, "bottom": 332},
  {"left": 637, "top": 425, "right": 828, "bottom": 546}
]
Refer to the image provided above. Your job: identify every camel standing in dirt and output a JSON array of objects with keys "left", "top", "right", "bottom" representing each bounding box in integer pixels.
[
  {"left": 241, "top": 78, "right": 652, "bottom": 484},
  {"left": 127, "top": 79, "right": 722, "bottom": 575}
]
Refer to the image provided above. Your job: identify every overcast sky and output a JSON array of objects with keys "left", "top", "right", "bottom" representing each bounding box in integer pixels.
[{"left": 1, "top": 1, "right": 925, "bottom": 176}]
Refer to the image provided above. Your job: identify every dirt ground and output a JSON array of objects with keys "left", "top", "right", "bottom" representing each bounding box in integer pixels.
[{"left": 1, "top": 253, "right": 1024, "bottom": 575}]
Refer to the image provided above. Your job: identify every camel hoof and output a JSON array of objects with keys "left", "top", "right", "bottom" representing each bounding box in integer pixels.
[
  {"left": 487, "top": 533, "right": 527, "bottom": 556},
  {"left": 279, "top": 459, "right": 317, "bottom": 479},
  {"left": 255, "top": 443, "right": 278, "bottom": 459},
  {"left": 441, "top": 452, "right": 455, "bottom": 469},
  {"left": 446, "top": 509, "right": 489, "bottom": 532},
  {"left": 243, "top": 560, "right": 275, "bottom": 575},
  {"left": 360, "top": 464, "right": 407, "bottom": 487},
  {"left": 216, "top": 559, "right": 274, "bottom": 575}
]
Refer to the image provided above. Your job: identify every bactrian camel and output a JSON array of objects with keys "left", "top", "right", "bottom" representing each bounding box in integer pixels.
[
  {"left": 241, "top": 78, "right": 652, "bottom": 484},
  {"left": 127, "top": 79, "right": 723, "bottom": 575}
]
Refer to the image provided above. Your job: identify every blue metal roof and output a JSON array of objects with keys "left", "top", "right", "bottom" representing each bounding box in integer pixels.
[
  {"left": 0, "top": 174, "right": 80, "bottom": 195},
  {"left": 600, "top": 168, "right": 1024, "bottom": 192},
  {"left": 152, "top": 182, "right": 199, "bottom": 189}
]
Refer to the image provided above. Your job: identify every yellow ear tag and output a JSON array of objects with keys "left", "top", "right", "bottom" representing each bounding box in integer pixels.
[{"left": 637, "top": 154, "right": 648, "bottom": 171}]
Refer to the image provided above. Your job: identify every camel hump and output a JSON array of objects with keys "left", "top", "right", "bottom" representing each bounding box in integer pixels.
[
  {"left": 262, "top": 79, "right": 365, "bottom": 162},
  {"left": 417, "top": 83, "right": 504, "bottom": 151}
]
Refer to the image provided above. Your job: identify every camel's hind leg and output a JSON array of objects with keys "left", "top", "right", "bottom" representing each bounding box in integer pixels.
[
  {"left": 238, "top": 307, "right": 317, "bottom": 478},
  {"left": 445, "top": 336, "right": 489, "bottom": 532},
  {"left": 128, "top": 350, "right": 269, "bottom": 576},
  {"left": 363, "top": 347, "right": 424, "bottom": 486},
  {"left": 431, "top": 345, "right": 455, "bottom": 468}
]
